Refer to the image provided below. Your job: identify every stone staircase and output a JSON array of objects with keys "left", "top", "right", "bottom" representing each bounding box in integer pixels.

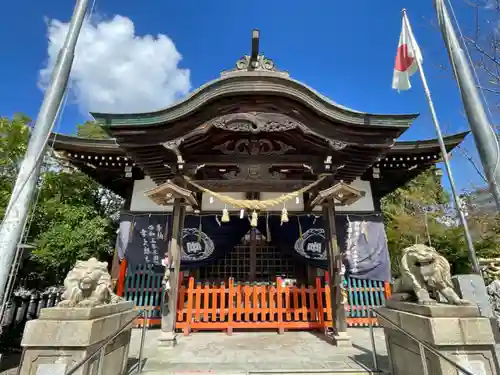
[{"left": 128, "top": 329, "right": 391, "bottom": 375}]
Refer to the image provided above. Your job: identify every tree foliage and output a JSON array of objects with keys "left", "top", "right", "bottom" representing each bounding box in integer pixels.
[
  {"left": 76, "top": 120, "right": 110, "bottom": 139},
  {"left": 0, "top": 115, "right": 121, "bottom": 289},
  {"left": 382, "top": 166, "right": 500, "bottom": 276}
]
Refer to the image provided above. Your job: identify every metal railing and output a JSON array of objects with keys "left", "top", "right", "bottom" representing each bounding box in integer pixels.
[
  {"left": 65, "top": 310, "right": 149, "bottom": 375},
  {"left": 368, "top": 308, "right": 476, "bottom": 375}
]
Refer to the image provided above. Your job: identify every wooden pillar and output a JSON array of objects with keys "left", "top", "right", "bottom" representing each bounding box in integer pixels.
[
  {"left": 110, "top": 248, "right": 121, "bottom": 282},
  {"left": 322, "top": 203, "right": 349, "bottom": 344},
  {"left": 177, "top": 205, "right": 186, "bottom": 284},
  {"left": 161, "top": 198, "right": 183, "bottom": 339}
]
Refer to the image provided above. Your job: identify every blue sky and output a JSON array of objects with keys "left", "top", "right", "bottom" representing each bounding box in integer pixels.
[{"left": 0, "top": 0, "right": 495, "bottom": 192}]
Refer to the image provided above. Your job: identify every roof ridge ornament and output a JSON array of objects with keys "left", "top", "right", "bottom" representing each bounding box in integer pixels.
[{"left": 221, "top": 29, "right": 289, "bottom": 77}]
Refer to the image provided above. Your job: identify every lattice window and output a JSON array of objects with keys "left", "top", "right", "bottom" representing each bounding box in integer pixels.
[{"left": 198, "top": 229, "right": 304, "bottom": 283}]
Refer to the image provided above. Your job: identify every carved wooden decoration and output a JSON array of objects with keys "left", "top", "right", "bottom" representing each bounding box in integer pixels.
[
  {"left": 310, "top": 182, "right": 364, "bottom": 207},
  {"left": 162, "top": 138, "right": 184, "bottom": 150},
  {"left": 145, "top": 180, "right": 198, "bottom": 207},
  {"left": 213, "top": 139, "right": 295, "bottom": 155},
  {"left": 329, "top": 139, "right": 348, "bottom": 151},
  {"left": 210, "top": 113, "right": 299, "bottom": 134},
  {"left": 220, "top": 164, "right": 283, "bottom": 181},
  {"left": 221, "top": 55, "right": 289, "bottom": 77}
]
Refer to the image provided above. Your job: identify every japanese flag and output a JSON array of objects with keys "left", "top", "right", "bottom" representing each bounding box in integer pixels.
[{"left": 392, "top": 15, "right": 423, "bottom": 91}]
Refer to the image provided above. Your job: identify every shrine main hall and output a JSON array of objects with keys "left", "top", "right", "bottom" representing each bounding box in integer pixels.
[{"left": 51, "top": 30, "right": 467, "bottom": 343}]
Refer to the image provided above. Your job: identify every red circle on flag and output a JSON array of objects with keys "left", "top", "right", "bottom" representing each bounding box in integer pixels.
[{"left": 395, "top": 44, "right": 414, "bottom": 72}]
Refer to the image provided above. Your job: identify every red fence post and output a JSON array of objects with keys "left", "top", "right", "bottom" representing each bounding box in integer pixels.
[{"left": 116, "top": 259, "right": 127, "bottom": 297}]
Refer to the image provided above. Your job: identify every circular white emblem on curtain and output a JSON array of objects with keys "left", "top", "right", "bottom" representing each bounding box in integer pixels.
[
  {"left": 294, "top": 228, "right": 327, "bottom": 260},
  {"left": 181, "top": 228, "right": 215, "bottom": 261}
]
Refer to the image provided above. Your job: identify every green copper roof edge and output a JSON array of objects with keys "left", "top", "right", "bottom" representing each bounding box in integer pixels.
[
  {"left": 90, "top": 73, "right": 419, "bottom": 128},
  {"left": 391, "top": 131, "right": 469, "bottom": 150},
  {"left": 50, "top": 131, "right": 468, "bottom": 153}
]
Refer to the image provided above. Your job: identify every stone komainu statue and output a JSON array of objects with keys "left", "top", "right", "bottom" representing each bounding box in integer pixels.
[
  {"left": 392, "top": 244, "right": 470, "bottom": 305},
  {"left": 57, "top": 257, "right": 123, "bottom": 308}
]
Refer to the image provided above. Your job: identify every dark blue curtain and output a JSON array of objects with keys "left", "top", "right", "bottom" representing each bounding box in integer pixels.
[
  {"left": 181, "top": 215, "right": 250, "bottom": 268},
  {"left": 119, "top": 211, "right": 390, "bottom": 281},
  {"left": 120, "top": 213, "right": 250, "bottom": 269},
  {"left": 257, "top": 214, "right": 390, "bottom": 281},
  {"left": 123, "top": 213, "right": 169, "bottom": 269},
  {"left": 256, "top": 215, "right": 343, "bottom": 269},
  {"left": 343, "top": 215, "right": 390, "bottom": 282}
]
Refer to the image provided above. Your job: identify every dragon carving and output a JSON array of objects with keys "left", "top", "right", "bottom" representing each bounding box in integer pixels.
[
  {"left": 57, "top": 257, "right": 122, "bottom": 308},
  {"left": 392, "top": 244, "right": 471, "bottom": 305}
]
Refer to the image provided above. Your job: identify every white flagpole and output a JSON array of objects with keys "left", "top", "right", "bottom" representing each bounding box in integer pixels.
[
  {"left": 0, "top": 0, "right": 90, "bottom": 310},
  {"left": 402, "top": 9, "right": 479, "bottom": 274},
  {"left": 434, "top": 0, "right": 500, "bottom": 212}
]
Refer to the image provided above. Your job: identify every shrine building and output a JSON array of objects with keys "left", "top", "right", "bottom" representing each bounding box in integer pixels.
[{"left": 50, "top": 30, "right": 467, "bottom": 341}]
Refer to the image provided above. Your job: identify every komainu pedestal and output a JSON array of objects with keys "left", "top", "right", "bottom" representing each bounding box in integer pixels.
[
  {"left": 19, "top": 301, "right": 135, "bottom": 375},
  {"left": 377, "top": 301, "right": 500, "bottom": 375},
  {"left": 18, "top": 258, "right": 135, "bottom": 375}
]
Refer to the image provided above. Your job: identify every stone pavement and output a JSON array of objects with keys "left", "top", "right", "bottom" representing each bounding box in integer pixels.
[{"left": 128, "top": 328, "right": 390, "bottom": 374}]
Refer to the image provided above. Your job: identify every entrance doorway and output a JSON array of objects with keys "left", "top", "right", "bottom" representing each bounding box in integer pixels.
[{"left": 197, "top": 229, "right": 306, "bottom": 283}]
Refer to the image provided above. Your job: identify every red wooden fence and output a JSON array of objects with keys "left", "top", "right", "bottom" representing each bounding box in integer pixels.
[
  {"left": 174, "top": 277, "right": 390, "bottom": 334},
  {"left": 117, "top": 262, "right": 392, "bottom": 332}
]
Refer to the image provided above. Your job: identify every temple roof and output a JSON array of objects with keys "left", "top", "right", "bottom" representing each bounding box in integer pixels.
[
  {"left": 91, "top": 31, "right": 418, "bottom": 133},
  {"left": 50, "top": 31, "right": 467, "bottom": 197},
  {"left": 50, "top": 131, "right": 469, "bottom": 197},
  {"left": 367, "top": 131, "right": 470, "bottom": 196},
  {"left": 91, "top": 72, "right": 418, "bottom": 131},
  {"left": 50, "top": 132, "right": 468, "bottom": 156}
]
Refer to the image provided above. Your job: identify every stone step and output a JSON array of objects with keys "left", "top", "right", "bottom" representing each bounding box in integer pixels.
[
  {"left": 135, "top": 362, "right": 390, "bottom": 375},
  {"left": 138, "top": 371, "right": 390, "bottom": 375},
  {"left": 248, "top": 371, "right": 389, "bottom": 375}
]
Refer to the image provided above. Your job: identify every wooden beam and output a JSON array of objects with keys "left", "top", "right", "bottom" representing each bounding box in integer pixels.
[
  {"left": 189, "top": 179, "right": 315, "bottom": 192},
  {"left": 186, "top": 155, "right": 324, "bottom": 165}
]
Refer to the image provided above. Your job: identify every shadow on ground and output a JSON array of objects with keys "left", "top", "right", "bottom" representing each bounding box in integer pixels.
[
  {"left": 126, "top": 357, "right": 141, "bottom": 373},
  {"left": 350, "top": 343, "right": 390, "bottom": 372},
  {"left": 307, "top": 330, "right": 336, "bottom": 345},
  {"left": 0, "top": 352, "right": 21, "bottom": 375}
]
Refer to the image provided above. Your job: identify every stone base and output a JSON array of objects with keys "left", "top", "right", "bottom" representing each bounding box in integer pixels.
[
  {"left": 377, "top": 301, "right": 500, "bottom": 375},
  {"left": 332, "top": 331, "right": 351, "bottom": 347},
  {"left": 19, "top": 301, "right": 135, "bottom": 375},
  {"left": 157, "top": 331, "right": 178, "bottom": 348}
]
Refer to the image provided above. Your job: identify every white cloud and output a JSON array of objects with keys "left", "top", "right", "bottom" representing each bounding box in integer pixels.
[{"left": 39, "top": 15, "right": 191, "bottom": 114}]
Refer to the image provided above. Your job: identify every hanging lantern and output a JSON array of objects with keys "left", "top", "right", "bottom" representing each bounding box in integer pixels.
[
  {"left": 221, "top": 207, "right": 230, "bottom": 223},
  {"left": 250, "top": 211, "right": 258, "bottom": 227},
  {"left": 281, "top": 206, "right": 289, "bottom": 223}
]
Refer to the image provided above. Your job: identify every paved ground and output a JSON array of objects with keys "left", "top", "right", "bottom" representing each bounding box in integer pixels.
[
  {"left": 128, "top": 328, "right": 390, "bottom": 374},
  {"left": 0, "top": 328, "right": 389, "bottom": 374}
]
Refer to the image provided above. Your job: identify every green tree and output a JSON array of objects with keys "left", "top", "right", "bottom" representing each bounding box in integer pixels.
[
  {"left": 0, "top": 114, "right": 121, "bottom": 288},
  {"left": 76, "top": 120, "right": 109, "bottom": 139},
  {"left": 383, "top": 166, "right": 500, "bottom": 276},
  {"left": 0, "top": 115, "right": 30, "bottom": 216},
  {"left": 382, "top": 167, "right": 449, "bottom": 273}
]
